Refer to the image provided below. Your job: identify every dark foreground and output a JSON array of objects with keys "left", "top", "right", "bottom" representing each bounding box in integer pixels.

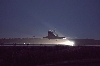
[{"left": 0, "top": 45, "right": 100, "bottom": 66}]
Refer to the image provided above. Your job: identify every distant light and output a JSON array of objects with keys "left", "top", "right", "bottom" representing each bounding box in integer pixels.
[
  {"left": 24, "top": 43, "right": 25, "bottom": 44},
  {"left": 60, "top": 40, "right": 75, "bottom": 46}
]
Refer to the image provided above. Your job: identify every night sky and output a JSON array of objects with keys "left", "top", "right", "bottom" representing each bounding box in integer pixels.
[{"left": 0, "top": 0, "right": 100, "bottom": 39}]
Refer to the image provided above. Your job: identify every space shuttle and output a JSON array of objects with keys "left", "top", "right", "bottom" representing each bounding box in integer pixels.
[{"left": 43, "top": 30, "right": 66, "bottom": 39}]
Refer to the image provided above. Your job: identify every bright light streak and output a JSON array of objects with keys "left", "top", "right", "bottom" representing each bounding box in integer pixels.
[
  {"left": 60, "top": 40, "right": 75, "bottom": 46},
  {"left": 63, "top": 38, "right": 66, "bottom": 39}
]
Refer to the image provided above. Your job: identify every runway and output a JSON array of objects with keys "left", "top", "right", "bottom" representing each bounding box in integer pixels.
[{"left": 0, "top": 44, "right": 100, "bottom": 46}]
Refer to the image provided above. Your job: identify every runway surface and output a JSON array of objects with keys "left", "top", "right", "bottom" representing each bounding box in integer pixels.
[{"left": 0, "top": 44, "right": 100, "bottom": 46}]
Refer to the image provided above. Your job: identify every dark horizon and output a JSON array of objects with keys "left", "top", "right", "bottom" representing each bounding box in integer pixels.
[{"left": 0, "top": 0, "right": 100, "bottom": 39}]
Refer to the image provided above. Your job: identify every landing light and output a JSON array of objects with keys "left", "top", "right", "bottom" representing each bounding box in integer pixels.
[
  {"left": 63, "top": 38, "right": 66, "bottom": 39},
  {"left": 61, "top": 40, "right": 75, "bottom": 46}
]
